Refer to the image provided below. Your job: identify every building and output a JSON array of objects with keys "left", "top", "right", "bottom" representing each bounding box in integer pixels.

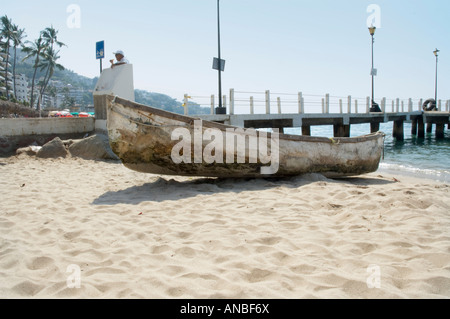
[
  {"left": 0, "top": 39, "right": 5, "bottom": 96},
  {"left": 1, "top": 42, "right": 28, "bottom": 103},
  {"left": 13, "top": 74, "right": 28, "bottom": 102},
  {"left": 0, "top": 41, "right": 13, "bottom": 98},
  {"left": 44, "top": 80, "right": 93, "bottom": 110}
]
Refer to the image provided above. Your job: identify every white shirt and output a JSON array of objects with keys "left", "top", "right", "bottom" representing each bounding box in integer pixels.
[{"left": 115, "top": 57, "right": 129, "bottom": 65}]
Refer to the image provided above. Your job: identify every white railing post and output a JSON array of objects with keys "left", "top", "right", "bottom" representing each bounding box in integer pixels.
[
  {"left": 298, "top": 92, "right": 304, "bottom": 114},
  {"left": 223, "top": 95, "right": 227, "bottom": 113},
  {"left": 265, "top": 90, "right": 270, "bottom": 114},
  {"left": 325, "top": 94, "right": 330, "bottom": 114},
  {"left": 250, "top": 96, "right": 254, "bottom": 115},
  {"left": 321, "top": 98, "right": 325, "bottom": 113},
  {"left": 408, "top": 98, "right": 412, "bottom": 112},
  {"left": 339, "top": 99, "right": 343, "bottom": 113},
  {"left": 277, "top": 97, "right": 282, "bottom": 114},
  {"left": 347, "top": 96, "right": 352, "bottom": 114},
  {"left": 366, "top": 96, "right": 370, "bottom": 113},
  {"left": 355, "top": 99, "right": 359, "bottom": 114},
  {"left": 438, "top": 99, "right": 442, "bottom": 111},
  {"left": 419, "top": 99, "right": 423, "bottom": 111},
  {"left": 401, "top": 100, "right": 404, "bottom": 112},
  {"left": 381, "top": 97, "right": 386, "bottom": 113},
  {"left": 211, "top": 95, "right": 215, "bottom": 115},
  {"left": 396, "top": 98, "right": 400, "bottom": 113},
  {"left": 229, "top": 89, "right": 234, "bottom": 115}
]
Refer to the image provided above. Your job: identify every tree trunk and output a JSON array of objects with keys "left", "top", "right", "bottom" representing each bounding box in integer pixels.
[
  {"left": 4, "top": 42, "right": 10, "bottom": 99},
  {"left": 37, "top": 66, "right": 50, "bottom": 109},
  {"left": 30, "top": 62, "right": 38, "bottom": 109},
  {"left": 12, "top": 46, "right": 17, "bottom": 99}
]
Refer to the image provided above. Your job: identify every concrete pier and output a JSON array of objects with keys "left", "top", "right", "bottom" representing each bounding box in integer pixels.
[
  {"left": 188, "top": 89, "right": 449, "bottom": 140},
  {"left": 197, "top": 111, "right": 449, "bottom": 140}
]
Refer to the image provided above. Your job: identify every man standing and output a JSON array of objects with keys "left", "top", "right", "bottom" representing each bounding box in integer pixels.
[{"left": 110, "top": 50, "right": 129, "bottom": 69}]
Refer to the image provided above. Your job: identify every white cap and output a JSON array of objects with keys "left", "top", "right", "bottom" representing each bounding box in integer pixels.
[{"left": 113, "top": 50, "right": 125, "bottom": 56}]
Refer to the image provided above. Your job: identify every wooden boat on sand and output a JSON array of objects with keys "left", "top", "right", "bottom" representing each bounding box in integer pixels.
[{"left": 106, "top": 95, "right": 385, "bottom": 178}]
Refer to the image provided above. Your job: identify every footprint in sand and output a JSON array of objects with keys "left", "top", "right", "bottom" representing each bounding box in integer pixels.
[{"left": 27, "top": 256, "right": 55, "bottom": 270}]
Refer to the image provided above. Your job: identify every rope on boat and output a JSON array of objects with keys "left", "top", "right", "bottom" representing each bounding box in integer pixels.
[{"left": 329, "top": 138, "right": 341, "bottom": 145}]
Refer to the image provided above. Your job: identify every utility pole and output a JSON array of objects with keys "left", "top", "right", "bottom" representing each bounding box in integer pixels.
[
  {"left": 434, "top": 48, "right": 439, "bottom": 104},
  {"left": 214, "top": 0, "right": 226, "bottom": 114}
]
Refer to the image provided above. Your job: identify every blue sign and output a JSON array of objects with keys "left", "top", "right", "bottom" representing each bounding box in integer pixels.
[{"left": 96, "top": 41, "right": 105, "bottom": 60}]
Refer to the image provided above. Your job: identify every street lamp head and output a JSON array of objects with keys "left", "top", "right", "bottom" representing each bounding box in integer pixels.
[
  {"left": 369, "top": 25, "right": 376, "bottom": 36},
  {"left": 433, "top": 48, "right": 440, "bottom": 57}
]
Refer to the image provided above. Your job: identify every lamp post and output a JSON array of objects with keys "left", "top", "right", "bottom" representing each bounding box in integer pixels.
[
  {"left": 215, "top": 0, "right": 226, "bottom": 115},
  {"left": 368, "top": 25, "right": 381, "bottom": 112},
  {"left": 433, "top": 48, "right": 439, "bottom": 104}
]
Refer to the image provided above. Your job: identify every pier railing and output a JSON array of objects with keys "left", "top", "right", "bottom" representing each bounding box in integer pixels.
[
  {"left": 183, "top": 89, "right": 450, "bottom": 116},
  {"left": 183, "top": 89, "right": 450, "bottom": 140}
]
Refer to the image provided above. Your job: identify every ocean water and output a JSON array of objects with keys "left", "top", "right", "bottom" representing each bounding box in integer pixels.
[{"left": 284, "top": 123, "right": 450, "bottom": 184}]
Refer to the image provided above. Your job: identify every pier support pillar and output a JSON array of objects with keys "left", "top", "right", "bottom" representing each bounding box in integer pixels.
[
  {"left": 411, "top": 119, "right": 418, "bottom": 136},
  {"left": 334, "top": 125, "right": 350, "bottom": 137},
  {"left": 334, "top": 125, "right": 344, "bottom": 137},
  {"left": 344, "top": 125, "right": 350, "bottom": 137},
  {"left": 436, "top": 124, "right": 445, "bottom": 139},
  {"left": 302, "top": 126, "right": 311, "bottom": 136},
  {"left": 393, "top": 120, "right": 404, "bottom": 141},
  {"left": 426, "top": 123, "right": 433, "bottom": 133},
  {"left": 417, "top": 117, "right": 425, "bottom": 138},
  {"left": 370, "top": 122, "right": 380, "bottom": 133}
]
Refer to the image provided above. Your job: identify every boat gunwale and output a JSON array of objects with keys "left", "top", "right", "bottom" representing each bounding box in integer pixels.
[{"left": 107, "top": 95, "right": 385, "bottom": 144}]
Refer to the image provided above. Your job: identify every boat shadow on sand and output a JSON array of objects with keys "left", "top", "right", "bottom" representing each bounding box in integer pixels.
[{"left": 92, "top": 173, "right": 395, "bottom": 206}]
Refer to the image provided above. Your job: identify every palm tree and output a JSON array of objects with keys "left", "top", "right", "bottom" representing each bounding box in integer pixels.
[
  {"left": 37, "top": 47, "right": 64, "bottom": 108},
  {"left": 38, "top": 26, "right": 65, "bottom": 108},
  {"left": 11, "top": 24, "right": 26, "bottom": 99},
  {"left": 1, "top": 15, "right": 13, "bottom": 99},
  {"left": 41, "top": 26, "right": 65, "bottom": 51},
  {"left": 22, "top": 35, "right": 46, "bottom": 109}
]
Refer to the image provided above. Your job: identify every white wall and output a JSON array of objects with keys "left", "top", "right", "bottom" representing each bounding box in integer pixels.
[
  {"left": 93, "top": 64, "right": 135, "bottom": 101},
  {"left": 0, "top": 118, "right": 95, "bottom": 137}
]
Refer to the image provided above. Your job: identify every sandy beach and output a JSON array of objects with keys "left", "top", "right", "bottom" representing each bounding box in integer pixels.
[{"left": 0, "top": 155, "right": 449, "bottom": 299}]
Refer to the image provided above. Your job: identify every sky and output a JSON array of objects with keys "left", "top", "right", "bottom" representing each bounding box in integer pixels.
[{"left": 2, "top": 0, "right": 449, "bottom": 112}]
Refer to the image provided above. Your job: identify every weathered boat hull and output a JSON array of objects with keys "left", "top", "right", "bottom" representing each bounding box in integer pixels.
[{"left": 106, "top": 95, "right": 385, "bottom": 178}]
